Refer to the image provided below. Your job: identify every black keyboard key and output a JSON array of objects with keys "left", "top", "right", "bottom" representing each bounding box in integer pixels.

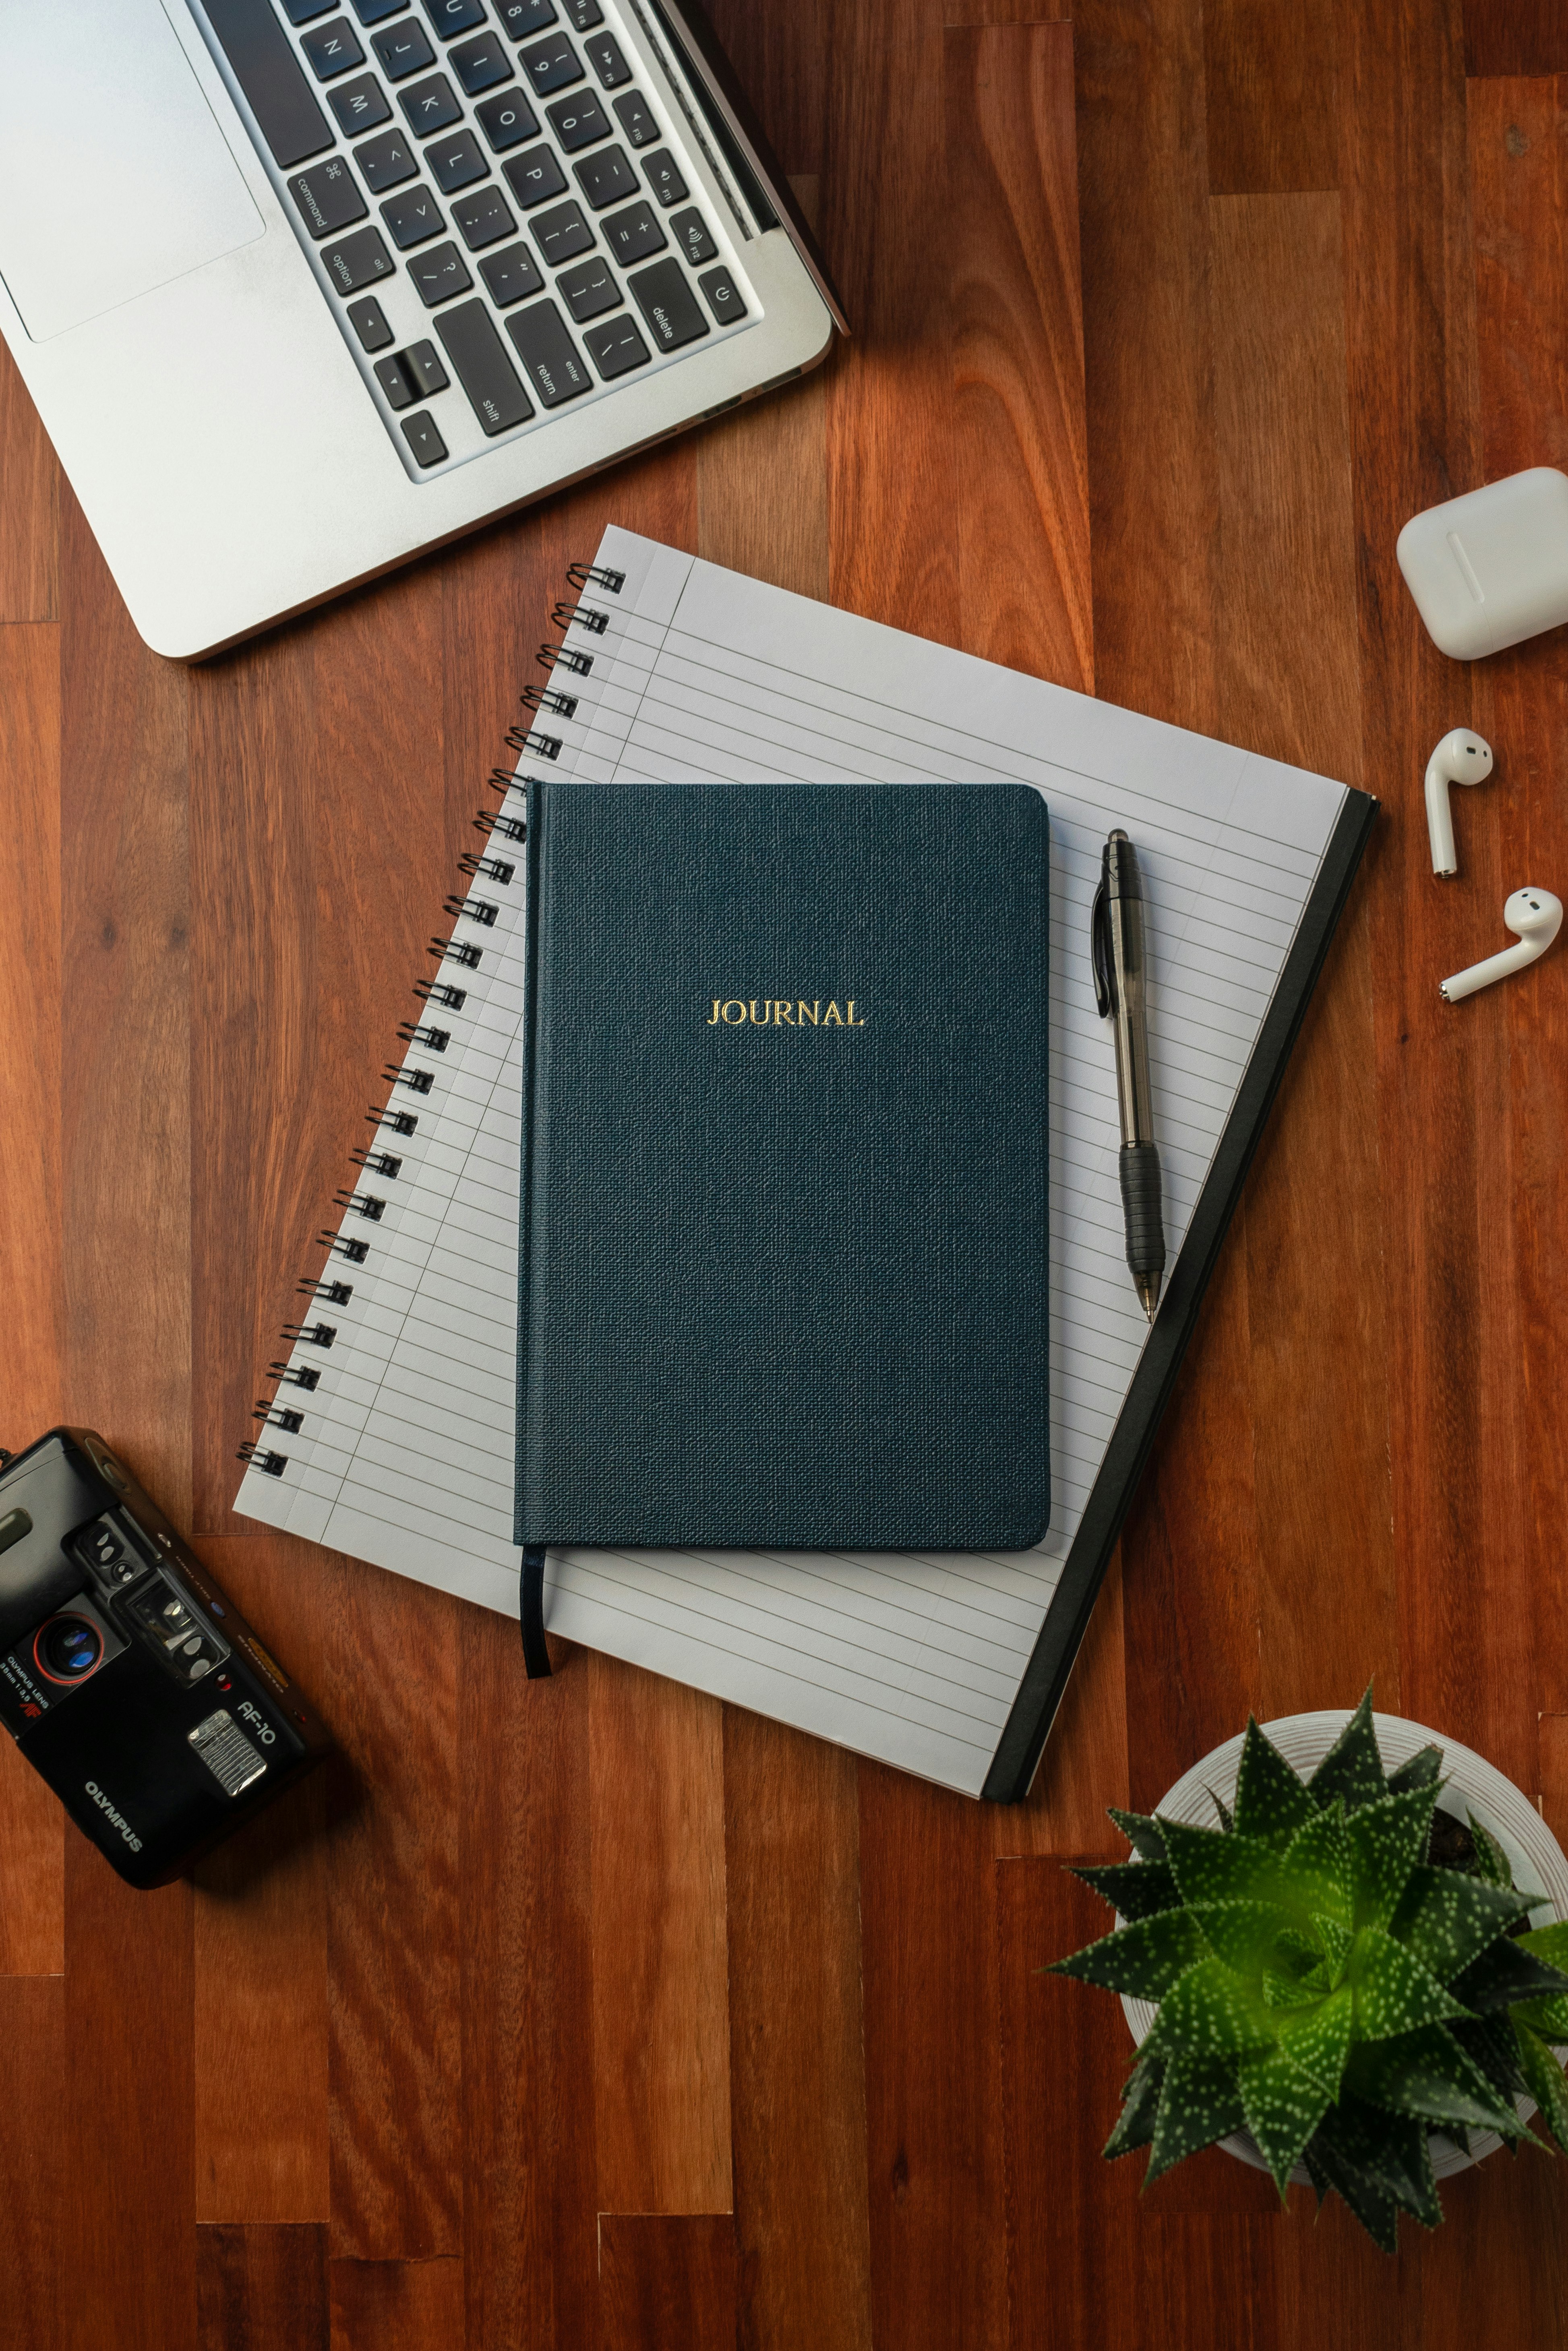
[
  {"left": 400, "top": 71, "right": 463, "bottom": 135},
  {"left": 436, "top": 298, "right": 536, "bottom": 430},
  {"left": 574, "top": 144, "right": 635, "bottom": 211},
  {"left": 669, "top": 205, "right": 716, "bottom": 266},
  {"left": 355, "top": 126, "right": 419, "bottom": 188},
  {"left": 322, "top": 225, "right": 397, "bottom": 293},
  {"left": 612, "top": 90, "right": 658, "bottom": 149},
  {"left": 375, "top": 352, "right": 416, "bottom": 408},
  {"left": 557, "top": 255, "right": 620, "bottom": 321},
  {"left": 203, "top": 0, "right": 334, "bottom": 168},
  {"left": 372, "top": 19, "right": 435, "bottom": 77},
  {"left": 380, "top": 184, "right": 445, "bottom": 246},
  {"left": 402, "top": 410, "right": 448, "bottom": 464},
  {"left": 300, "top": 17, "right": 366, "bottom": 77},
  {"left": 601, "top": 197, "right": 663, "bottom": 267},
  {"left": 530, "top": 198, "right": 593, "bottom": 267},
  {"left": 347, "top": 293, "right": 395, "bottom": 348},
  {"left": 451, "top": 29, "right": 512, "bottom": 91},
  {"left": 428, "top": 128, "right": 489, "bottom": 189},
  {"left": 351, "top": 0, "right": 409, "bottom": 21},
  {"left": 290, "top": 155, "right": 368, "bottom": 238},
  {"left": 583, "top": 30, "right": 629, "bottom": 87},
  {"left": 519, "top": 33, "right": 582, "bottom": 94},
  {"left": 627, "top": 255, "right": 707, "bottom": 351},
  {"left": 505, "top": 298, "right": 592, "bottom": 406},
  {"left": 284, "top": 0, "right": 336, "bottom": 19},
  {"left": 563, "top": 0, "right": 602, "bottom": 25},
  {"left": 404, "top": 337, "right": 450, "bottom": 394},
  {"left": 329, "top": 70, "right": 391, "bottom": 132},
  {"left": 582, "top": 313, "right": 647, "bottom": 378},
  {"left": 408, "top": 239, "right": 474, "bottom": 305},
  {"left": 641, "top": 148, "right": 687, "bottom": 207},
  {"left": 422, "top": 0, "right": 486, "bottom": 33},
  {"left": 504, "top": 145, "right": 567, "bottom": 207},
  {"left": 476, "top": 88, "right": 539, "bottom": 150},
  {"left": 498, "top": 0, "right": 555, "bottom": 31},
  {"left": 699, "top": 264, "right": 746, "bottom": 325},
  {"left": 452, "top": 184, "right": 517, "bottom": 248},
  {"left": 546, "top": 91, "right": 610, "bottom": 151},
  {"left": 478, "top": 239, "right": 544, "bottom": 304}
]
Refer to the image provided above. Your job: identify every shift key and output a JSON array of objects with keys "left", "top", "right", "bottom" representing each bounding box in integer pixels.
[{"left": 434, "top": 299, "right": 535, "bottom": 434}]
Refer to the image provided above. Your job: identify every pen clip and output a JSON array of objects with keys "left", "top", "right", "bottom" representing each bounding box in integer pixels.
[{"left": 1090, "top": 870, "right": 1113, "bottom": 1018}]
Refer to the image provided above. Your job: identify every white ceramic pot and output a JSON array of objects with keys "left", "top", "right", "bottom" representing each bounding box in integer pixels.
[{"left": 1119, "top": 1711, "right": 1568, "bottom": 2182}]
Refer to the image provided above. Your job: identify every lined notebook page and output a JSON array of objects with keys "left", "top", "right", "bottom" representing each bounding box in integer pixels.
[{"left": 238, "top": 526, "right": 1349, "bottom": 1796}]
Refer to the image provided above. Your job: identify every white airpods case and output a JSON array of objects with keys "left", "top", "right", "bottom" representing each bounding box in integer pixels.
[{"left": 1397, "top": 466, "right": 1568, "bottom": 660}]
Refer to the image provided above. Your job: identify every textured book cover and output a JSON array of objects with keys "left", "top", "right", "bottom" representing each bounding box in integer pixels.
[{"left": 515, "top": 782, "right": 1049, "bottom": 1550}]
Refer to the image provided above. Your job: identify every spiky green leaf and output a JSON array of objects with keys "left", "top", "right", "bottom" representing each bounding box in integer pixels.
[
  {"left": 1275, "top": 1926, "right": 1322, "bottom": 1969},
  {"left": 1276, "top": 1983, "right": 1355, "bottom": 2100},
  {"left": 1466, "top": 1813, "right": 1514, "bottom": 1888},
  {"left": 1264, "top": 1965, "right": 1329, "bottom": 2011},
  {"left": 1512, "top": 2022, "right": 1568, "bottom": 2154},
  {"left": 1157, "top": 1818, "right": 1280, "bottom": 1909},
  {"left": 1308, "top": 1690, "right": 1387, "bottom": 1816},
  {"left": 1144, "top": 2054, "right": 1247, "bottom": 2184},
  {"left": 1317, "top": 2099, "right": 1442, "bottom": 2229},
  {"left": 1238, "top": 2046, "right": 1332, "bottom": 2197},
  {"left": 1280, "top": 1800, "right": 1353, "bottom": 1925},
  {"left": 1232, "top": 1718, "right": 1319, "bottom": 1850},
  {"left": 1451, "top": 2012, "right": 1528, "bottom": 2104},
  {"left": 1207, "top": 1786, "right": 1235, "bottom": 1834},
  {"left": 1108, "top": 1806, "right": 1166, "bottom": 1862},
  {"left": 1347, "top": 2025, "right": 1524, "bottom": 2136},
  {"left": 1301, "top": 2141, "right": 1333, "bottom": 2208},
  {"left": 1303, "top": 2129, "right": 1400, "bottom": 2252},
  {"left": 1047, "top": 1907, "right": 1210, "bottom": 2000},
  {"left": 1314, "top": 1914, "right": 1355, "bottom": 1986},
  {"left": 1073, "top": 1858, "right": 1182, "bottom": 1923},
  {"left": 1103, "top": 2054, "right": 1164, "bottom": 2159},
  {"left": 1511, "top": 1994, "right": 1568, "bottom": 2044},
  {"left": 1386, "top": 1744, "right": 1444, "bottom": 1796},
  {"left": 1189, "top": 1900, "right": 1296, "bottom": 1974},
  {"left": 1349, "top": 1927, "right": 1473, "bottom": 2041},
  {"left": 1520, "top": 1921, "right": 1568, "bottom": 1972},
  {"left": 1451, "top": 1934, "right": 1568, "bottom": 2015},
  {"left": 1346, "top": 1786, "right": 1440, "bottom": 1931},
  {"left": 1388, "top": 1861, "right": 1532, "bottom": 1981},
  {"left": 1142, "top": 1956, "right": 1276, "bottom": 2059}
]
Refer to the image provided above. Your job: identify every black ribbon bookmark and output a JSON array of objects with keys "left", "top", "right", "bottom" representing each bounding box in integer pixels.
[{"left": 520, "top": 1546, "right": 551, "bottom": 1678}]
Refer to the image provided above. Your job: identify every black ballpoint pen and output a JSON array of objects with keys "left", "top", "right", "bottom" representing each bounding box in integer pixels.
[{"left": 1091, "top": 830, "right": 1167, "bottom": 1322}]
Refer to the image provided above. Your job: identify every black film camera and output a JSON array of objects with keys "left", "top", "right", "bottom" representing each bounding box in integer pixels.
[{"left": 0, "top": 1428, "right": 330, "bottom": 1888}]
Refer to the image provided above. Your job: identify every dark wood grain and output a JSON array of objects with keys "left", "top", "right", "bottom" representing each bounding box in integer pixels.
[
  {"left": 1463, "top": 2, "right": 1568, "bottom": 76},
  {"left": 0, "top": 341, "right": 57, "bottom": 623},
  {"left": 1466, "top": 75, "right": 1568, "bottom": 1717},
  {"left": 197, "top": 2226, "right": 329, "bottom": 2351},
  {"left": 0, "top": 1978, "right": 64, "bottom": 2351},
  {"left": 330, "top": 2256, "right": 465, "bottom": 2346},
  {"left": 946, "top": 23, "right": 1094, "bottom": 693},
  {"left": 598, "top": 2216, "right": 739, "bottom": 2351},
  {"left": 0, "top": 622, "right": 64, "bottom": 1974},
  {"left": 722, "top": 1712, "right": 873, "bottom": 2351},
  {"left": 1204, "top": 0, "right": 1340, "bottom": 195}
]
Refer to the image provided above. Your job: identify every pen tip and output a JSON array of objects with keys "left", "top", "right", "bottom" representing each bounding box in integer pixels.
[{"left": 1136, "top": 1275, "right": 1162, "bottom": 1324}]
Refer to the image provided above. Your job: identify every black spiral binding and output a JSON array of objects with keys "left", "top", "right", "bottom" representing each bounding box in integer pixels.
[{"left": 240, "top": 553, "right": 631, "bottom": 1676}]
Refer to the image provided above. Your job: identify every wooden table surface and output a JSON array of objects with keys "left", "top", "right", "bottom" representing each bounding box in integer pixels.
[{"left": 4, "top": 0, "right": 1568, "bottom": 2343}]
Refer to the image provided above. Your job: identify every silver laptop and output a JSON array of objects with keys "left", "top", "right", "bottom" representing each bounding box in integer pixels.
[{"left": 0, "top": 0, "right": 844, "bottom": 659}]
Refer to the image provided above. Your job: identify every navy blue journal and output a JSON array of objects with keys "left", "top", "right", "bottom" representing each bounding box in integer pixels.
[{"left": 515, "top": 781, "right": 1050, "bottom": 1552}]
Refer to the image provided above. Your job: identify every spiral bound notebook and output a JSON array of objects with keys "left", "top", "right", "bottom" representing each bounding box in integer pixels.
[{"left": 236, "top": 528, "right": 1376, "bottom": 1801}]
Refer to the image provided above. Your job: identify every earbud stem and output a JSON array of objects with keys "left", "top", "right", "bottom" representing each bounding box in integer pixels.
[{"left": 1425, "top": 762, "right": 1458, "bottom": 877}]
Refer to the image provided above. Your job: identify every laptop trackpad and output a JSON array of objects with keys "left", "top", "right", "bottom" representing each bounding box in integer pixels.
[{"left": 0, "top": 0, "right": 263, "bottom": 344}]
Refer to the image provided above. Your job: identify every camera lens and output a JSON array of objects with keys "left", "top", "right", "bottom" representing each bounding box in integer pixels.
[{"left": 34, "top": 1614, "right": 104, "bottom": 1683}]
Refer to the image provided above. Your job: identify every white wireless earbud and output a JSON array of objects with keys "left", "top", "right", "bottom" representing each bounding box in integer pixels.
[
  {"left": 1440, "top": 887, "right": 1563, "bottom": 1002},
  {"left": 1425, "top": 729, "right": 1494, "bottom": 876}
]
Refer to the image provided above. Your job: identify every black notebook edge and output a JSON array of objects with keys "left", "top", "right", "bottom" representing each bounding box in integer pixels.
[{"left": 981, "top": 785, "right": 1380, "bottom": 1805}]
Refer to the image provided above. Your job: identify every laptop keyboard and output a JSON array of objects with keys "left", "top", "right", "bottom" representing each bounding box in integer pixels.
[{"left": 197, "top": 0, "right": 756, "bottom": 477}]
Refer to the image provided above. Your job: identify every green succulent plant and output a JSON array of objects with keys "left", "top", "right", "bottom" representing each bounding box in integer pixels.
[{"left": 1050, "top": 1693, "right": 1568, "bottom": 2250}]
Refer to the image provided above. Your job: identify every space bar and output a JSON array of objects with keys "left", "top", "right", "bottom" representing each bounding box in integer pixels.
[{"left": 201, "top": 0, "right": 335, "bottom": 171}]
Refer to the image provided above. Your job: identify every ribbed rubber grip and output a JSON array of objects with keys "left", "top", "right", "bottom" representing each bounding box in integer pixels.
[{"left": 1118, "top": 1143, "right": 1167, "bottom": 1276}]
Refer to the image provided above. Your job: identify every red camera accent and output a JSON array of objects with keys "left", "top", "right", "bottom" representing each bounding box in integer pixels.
[{"left": 31, "top": 1613, "right": 105, "bottom": 1687}]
